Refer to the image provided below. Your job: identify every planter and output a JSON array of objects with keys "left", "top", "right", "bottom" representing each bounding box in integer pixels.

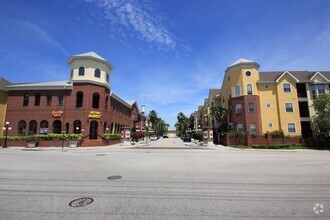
[
  {"left": 26, "top": 141, "right": 37, "bottom": 148},
  {"left": 69, "top": 140, "right": 78, "bottom": 148}
]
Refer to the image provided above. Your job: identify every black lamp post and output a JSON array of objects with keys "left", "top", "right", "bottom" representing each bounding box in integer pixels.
[
  {"left": 3, "top": 121, "right": 12, "bottom": 148},
  {"left": 61, "top": 129, "right": 66, "bottom": 149}
]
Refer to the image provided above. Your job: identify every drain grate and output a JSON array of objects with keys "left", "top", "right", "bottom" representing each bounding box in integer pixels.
[
  {"left": 107, "top": 175, "right": 122, "bottom": 180},
  {"left": 69, "top": 197, "right": 93, "bottom": 207}
]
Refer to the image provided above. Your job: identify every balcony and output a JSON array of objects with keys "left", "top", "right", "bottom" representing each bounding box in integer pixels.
[
  {"left": 296, "top": 83, "right": 307, "bottom": 101},
  {"left": 299, "top": 101, "right": 310, "bottom": 118}
]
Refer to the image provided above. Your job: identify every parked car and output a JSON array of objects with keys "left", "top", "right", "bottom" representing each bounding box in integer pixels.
[
  {"left": 163, "top": 134, "right": 169, "bottom": 138},
  {"left": 183, "top": 135, "right": 191, "bottom": 142},
  {"left": 150, "top": 135, "right": 158, "bottom": 141}
]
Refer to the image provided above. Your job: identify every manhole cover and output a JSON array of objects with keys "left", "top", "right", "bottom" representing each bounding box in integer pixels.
[
  {"left": 69, "top": 197, "right": 93, "bottom": 207},
  {"left": 107, "top": 175, "right": 122, "bottom": 180}
]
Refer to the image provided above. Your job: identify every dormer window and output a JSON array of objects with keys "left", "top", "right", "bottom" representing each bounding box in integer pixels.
[
  {"left": 95, "top": 69, "right": 101, "bottom": 78},
  {"left": 79, "top": 67, "right": 85, "bottom": 76}
]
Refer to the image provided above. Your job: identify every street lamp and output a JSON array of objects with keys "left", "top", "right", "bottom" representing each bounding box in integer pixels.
[
  {"left": 61, "top": 129, "right": 66, "bottom": 150},
  {"left": 141, "top": 105, "right": 148, "bottom": 146},
  {"left": 2, "top": 121, "right": 12, "bottom": 148}
]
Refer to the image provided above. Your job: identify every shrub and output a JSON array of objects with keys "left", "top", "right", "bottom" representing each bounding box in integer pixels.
[
  {"left": 102, "top": 133, "right": 121, "bottom": 140},
  {"left": 229, "top": 130, "right": 245, "bottom": 138},
  {"left": 252, "top": 144, "right": 290, "bottom": 149},
  {"left": 270, "top": 130, "right": 284, "bottom": 138},
  {"left": 192, "top": 131, "right": 203, "bottom": 141}
]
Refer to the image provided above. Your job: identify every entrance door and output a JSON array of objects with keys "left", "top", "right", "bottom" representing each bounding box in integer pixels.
[{"left": 89, "top": 120, "right": 98, "bottom": 139}]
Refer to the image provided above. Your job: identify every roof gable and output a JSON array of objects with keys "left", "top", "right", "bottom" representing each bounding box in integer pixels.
[
  {"left": 310, "top": 71, "right": 329, "bottom": 82},
  {"left": 275, "top": 71, "right": 299, "bottom": 83}
]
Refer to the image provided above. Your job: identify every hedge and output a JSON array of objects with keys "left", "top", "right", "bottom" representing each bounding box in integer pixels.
[{"left": 102, "top": 133, "right": 121, "bottom": 140}]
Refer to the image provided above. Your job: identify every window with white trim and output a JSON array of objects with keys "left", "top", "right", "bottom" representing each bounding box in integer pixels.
[
  {"left": 266, "top": 102, "right": 271, "bottom": 108},
  {"left": 249, "top": 123, "right": 256, "bottom": 133},
  {"left": 283, "top": 83, "right": 291, "bottom": 93},
  {"left": 235, "top": 85, "right": 241, "bottom": 97},
  {"left": 268, "top": 122, "right": 273, "bottom": 128},
  {"left": 285, "top": 103, "right": 294, "bottom": 112},
  {"left": 247, "top": 84, "right": 253, "bottom": 95},
  {"left": 237, "top": 123, "right": 243, "bottom": 132},
  {"left": 236, "top": 104, "right": 242, "bottom": 114},
  {"left": 287, "top": 123, "right": 296, "bottom": 133},
  {"left": 264, "top": 84, "right": 269, "bottom": 89},
  {"left": 248, "top": 103, "right": 254, "bottom": 112}
]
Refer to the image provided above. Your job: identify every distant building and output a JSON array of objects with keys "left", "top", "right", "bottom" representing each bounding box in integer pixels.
[
  {"left": 0, "top": 78, "right": 11, "bottom": 136},
  {"left": 2, "top": 52, "right": 144, "bottom": 144}
]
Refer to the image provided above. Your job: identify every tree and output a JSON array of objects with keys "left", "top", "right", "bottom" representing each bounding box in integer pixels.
[
  {"left": 312, "top": 93, "right": 330, "bottom": 137},
  {"left": 148, "top": 110, "right": 158, "bottom": 133},
  {"left": 175, "top": 112, "right": 189, "bottom": 136},
  {"left": 210, "top": 106, "right": 229, "bottom": 136},
  {"left": 147, "top": 110, "right": 169, "bottom": 136}
]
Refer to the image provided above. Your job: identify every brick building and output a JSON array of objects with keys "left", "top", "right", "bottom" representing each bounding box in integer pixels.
[{"left": 3, "top": 52, "right": 144, "bottom": 143}]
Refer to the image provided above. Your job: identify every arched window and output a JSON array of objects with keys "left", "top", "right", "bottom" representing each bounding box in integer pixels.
[
  {"left": 18, "top": 120, "right": 26, "bottom": 135},
  {"left": 92, "top": 92, "right": 100, "bottom": 108},
  {"left": 104, "top": 122, "right": 107, "bottom": 133},
  {"left": 40, "top": 120, "right": 48, "bottom": 134},
  {"left": 79, "top": 67, "right": 85, "bottom": 76},
  {"left": 66, "top": 122, "right": 69, "bottom": 134},
  {"left": 94, "top": 69, "right": 101, "bottom": 78},
  {"left": 247, "top": 84, "right": 253, "bottom": 95},
  {"left": 76, "top": 91, "right": 83, "bottom": 108},
  {"left": 105, "top": 96, "right": 108, "bottom": 111},
  {"left": 53, "top": 120, "right": 62, "bottom": 134},
  {"left": 235, "top": 85, "right": 241, "bottom": 97},
  {"left": 73, "top": 120, "right": 81, "bottom": 134},
  {"left": 28, "top": 120, "right": 37, "bottom": 135}
]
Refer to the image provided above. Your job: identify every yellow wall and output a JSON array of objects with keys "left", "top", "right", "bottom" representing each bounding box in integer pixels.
[
  {"left": 275, "top": 75, "right": 301, "bottom": 136},
  {"left": 258, "top": 83, "right": 280, "bottom": 133},
  {"left": 0, "top": 90, "right": 8, "bottom": 137},
  {"left": 220, "top": 65, "right": 260, "bottom": 110}
]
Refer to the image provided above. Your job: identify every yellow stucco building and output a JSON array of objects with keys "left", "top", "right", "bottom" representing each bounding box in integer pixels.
[
  {"left": 219, "top": 59, "right": 330, "bottom": 137},
  {"left": 0, "top": 78, "right": 11, "bottom": 136}
]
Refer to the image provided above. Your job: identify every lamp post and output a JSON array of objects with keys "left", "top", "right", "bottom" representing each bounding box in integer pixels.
[
  {"left": 2, "top": 121, "right": 12, "bottom": 148},
  {"left": 61, "top": 129, "right": 66, "bottom": 150},
  {"left": 141, "top": 105, "right": 148, "bottom": 146}
]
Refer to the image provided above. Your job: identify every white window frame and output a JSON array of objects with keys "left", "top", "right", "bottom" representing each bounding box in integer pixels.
[
  {"left": 283, "top": 83, "right": 292, "bottom": 93},
  {"left": 249, "top": 123, "right": 256, "bottom": 133},
  {"left": 237, "top": 123, "right": 243, "bottom": 132},
  {"left": 235, "top": 84, "right": 241, "bottom": 97},
  {"left": 285, "top": 102, "right": 294, "bottom": 113},
  {"left": 264, "top": 84, "right": 269, "bottom": 89},
  {"left": 236, "top": 104, "right": 242, "bottom": 114},
  {"left": 266, "top": 102, "right": 271, "bottom": 108},
  {"left": 247, "top": 84, "right": 253, "bottom": 95},
  {"left": 287, "top": 123, "right": 296, "bottom": 133},
  {"left": 248, "top": 103, "right": 254, "bottom": 112},
  {"left": 268, "top": 122, "right": 273, "bottom": 128}
]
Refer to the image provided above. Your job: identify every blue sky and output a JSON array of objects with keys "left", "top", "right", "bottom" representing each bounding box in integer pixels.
[{"left": 1, "top": 0, "right": 330, "bottom": 128}]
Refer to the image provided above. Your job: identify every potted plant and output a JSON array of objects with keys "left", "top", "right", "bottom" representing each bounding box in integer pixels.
[{"left": 25, "top": 136, "right": 39, "bottom": 148}]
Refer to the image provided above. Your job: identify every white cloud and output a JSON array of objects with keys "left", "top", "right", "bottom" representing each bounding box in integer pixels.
[
  {"left": 86, "top": 0, "right": 176, "bottom": 49},
  {"left": 17, "top": 20, "right": 69, "bottom": 56}
]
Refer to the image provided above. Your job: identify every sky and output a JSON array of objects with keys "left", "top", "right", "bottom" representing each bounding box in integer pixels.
[{"left": 1, "top": 0, "right": 330, "bottom": 128}]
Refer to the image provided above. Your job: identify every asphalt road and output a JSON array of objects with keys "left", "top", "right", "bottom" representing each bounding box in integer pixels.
[{"left": 0, "top": 137, "right": 329, "bottom": 219}]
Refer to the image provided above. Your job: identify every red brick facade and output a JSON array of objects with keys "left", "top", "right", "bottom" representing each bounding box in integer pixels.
[
  {"left": 5, "top": 82, "right": 139, "bottom": 140},
  {"left": 229, "top": 95, "right": 262, "bottom": 135}
]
